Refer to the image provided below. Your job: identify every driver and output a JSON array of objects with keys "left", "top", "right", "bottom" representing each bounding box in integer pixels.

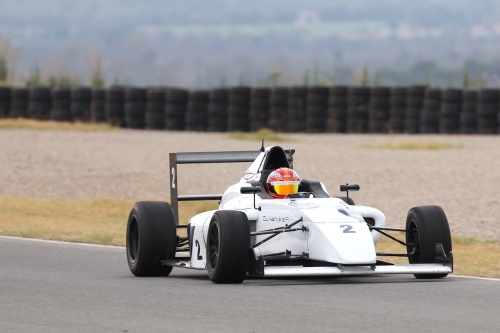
[{"left": 266, "top": 168, "right": 301, "bottom": 198}]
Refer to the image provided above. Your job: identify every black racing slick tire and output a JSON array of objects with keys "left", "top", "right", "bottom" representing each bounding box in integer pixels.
[
  {"left": 126, "top": 201, "right": 177, "bottom": 277},
  {"left": 207, "top": 210, "right": 250, "bottom": 284},
  {"left": 405, "top": 206, "right": 452, "bottom": 279}
]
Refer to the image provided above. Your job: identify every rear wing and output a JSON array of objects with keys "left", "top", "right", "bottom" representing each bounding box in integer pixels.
[{"left": 169, "top": 149, "right": 294, "bottom": 225}]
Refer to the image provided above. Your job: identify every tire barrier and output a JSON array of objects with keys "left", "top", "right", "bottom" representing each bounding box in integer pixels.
[
  {"left": 185, "top": 90, "right": 209, "bottom": 131},
  {"left": 91, "top": 89, "right": 106, "bottom": 123},
  {"left": 207, "top": 88, "right": 228, "bottom": 132},
  {"left": 124, "top": 87, "right": 146, "bottom": 129},
  {"left": 0, "top": 87, "right": 11, "bottom": 118},
  {"left": 50, "top": 87, "right": 71, "bottom": 121},
  {"left": 460, "top": 90, "right": 477, "bottom": 134},
  {"left": 440, "top": 88, "right": 462, "bottom": 134},
  {"left": 105, "top": 86, "right": 125, "bottom": 127},
  {"left": 268, "top": 88, "right": 288, "bottom": 132},
  {"left": 28, "top": 87, "right": 51, "bottom": 120},
  {"left": 326, "top": 86, "right": 348, "bottom": 133},
  {"left": 306, "top": 86, "right": 329, "bottom": 133},
  {"left": 165, "top": 88, "right": 188, "bottom": 131},
  {"left": 145, "top": 88, "right": 165, "bottom": 130},
  {"left": 420, "top": 87, "right": 441, "bottom": 134},
  {"left": 405, "top": 85, "right": 426, "bottom": 134},
  {"left": 249, "top": 88, "right": 270, "bottom": 132},
  {"left": 3, "top": 84, "right": 500, "bottom": 135},
  {"left": 369, "top": 87, "right": 390, "bottom": 133},
  {"left": 347, "top": 86, "right": 369, "bottom": 133},
  {"left": 287, "top": 87, "right": 307, "bottom": 132},
  {"left": 227, "top": 87, "right": 250, "bottom": 132},
  {"left": 389, "top": 87, "right": 406, "bottom": 133},
  {"left": 71, "top": 87, "right": 91, "bottom": 122},
  {"left": 9, "top": 88, "right": 28, "bottom": 119},
  {"left": 477, "top": 88, "right": 498, "bottom": 134}
]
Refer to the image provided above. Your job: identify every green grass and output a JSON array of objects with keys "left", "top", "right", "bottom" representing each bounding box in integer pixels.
[
  {"left": 361, "top": 141, "right": 463, "bottom": 150},
  {"left": 229, "top": 128, "right": 291, "bottom": 142},
  {"left": 0, "top": 119, "right": 115, "bottom": 131}
]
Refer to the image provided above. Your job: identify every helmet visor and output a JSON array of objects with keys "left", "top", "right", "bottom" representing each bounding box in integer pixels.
[{"left": 272, "top": 183, "right": 299, "bottom": 196}]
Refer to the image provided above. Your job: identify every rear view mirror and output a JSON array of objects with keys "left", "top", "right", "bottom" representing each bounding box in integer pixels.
[
  {"left": 340, "top": 184, "right": 360, "bottom": 192},
  {"left": 240, "top": 186, "right": 262, "bottom": 194}
]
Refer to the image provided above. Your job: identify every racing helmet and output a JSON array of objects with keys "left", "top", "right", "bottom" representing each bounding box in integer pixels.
[{"left": 266, "top": 168, "right": 301, "bottom": 199}]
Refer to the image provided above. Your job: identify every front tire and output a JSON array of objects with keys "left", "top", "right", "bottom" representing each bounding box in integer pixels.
[
  {"left": 126, "top": 201, "right": 177, "bottom": 276},
  {"left": 207, "top": 210, "right": 250, "bottom": 284},
  {"left": 406, "top": 205, "right": 452, "bottom": 279}
]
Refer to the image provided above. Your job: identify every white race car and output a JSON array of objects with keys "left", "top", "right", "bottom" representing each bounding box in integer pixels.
[{"left": 126, "top": 145, "right": 453, "bottom": 283}]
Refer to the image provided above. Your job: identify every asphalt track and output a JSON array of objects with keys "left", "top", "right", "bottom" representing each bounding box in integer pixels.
[{"left": 1, "top": 237, "right": 499, "bottom": 333}]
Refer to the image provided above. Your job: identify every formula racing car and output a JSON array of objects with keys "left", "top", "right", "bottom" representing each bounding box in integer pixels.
[{"left": 126, "top": 144, "right": 453, "bottom": 283}]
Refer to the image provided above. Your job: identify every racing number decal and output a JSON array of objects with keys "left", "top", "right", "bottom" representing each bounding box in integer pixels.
[
  {"left": 171, "top": 167, "right": 176, "bottom": 189},
  {"left": 340, "top": 225, "right": 356, "bottom": 233},
  {"left": 195, "top": 240, "right": 203, "bottom": 260}
]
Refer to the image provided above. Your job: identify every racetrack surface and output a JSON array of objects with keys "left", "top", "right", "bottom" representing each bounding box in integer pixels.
[{"left": 1, "top": 237, "right": 499, "bottom": 333}]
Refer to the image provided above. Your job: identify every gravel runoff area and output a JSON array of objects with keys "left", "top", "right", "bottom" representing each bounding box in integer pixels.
[{"left": 1, "top": 129, "right": 500, "bottom": 240}]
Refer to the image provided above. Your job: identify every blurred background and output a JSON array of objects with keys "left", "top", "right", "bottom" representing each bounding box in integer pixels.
[{"left": 2, "top": 0, "right": 500, "bottom": 88}]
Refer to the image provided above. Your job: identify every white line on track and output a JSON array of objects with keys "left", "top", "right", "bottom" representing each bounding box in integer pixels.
[{"left": 1, "top": 235, "right": 499, "bottom": 282}]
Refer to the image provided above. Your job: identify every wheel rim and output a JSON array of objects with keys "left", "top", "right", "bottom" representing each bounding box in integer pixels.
[
  {"left": 128, "top": 217, "right": 139, "bottom": 263},
  {"left": 208, "top": 222, "right": 220, "bottom": 269},
  {"left": 407, "top": 220, "right": 421, "bottom": 263}
]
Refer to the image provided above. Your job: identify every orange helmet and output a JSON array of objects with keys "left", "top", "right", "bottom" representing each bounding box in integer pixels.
[{"left": 266, "top": 168, "right": 301, "bottom": 198}]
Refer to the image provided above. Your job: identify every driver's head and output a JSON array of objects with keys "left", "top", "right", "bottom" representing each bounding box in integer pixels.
[{"left": 266, "top": 168, "right": 300, "bottom": 198}]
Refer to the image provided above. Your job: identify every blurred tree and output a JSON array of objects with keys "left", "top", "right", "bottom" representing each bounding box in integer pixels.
[
  {"left": 25, "top": 66, "right": 42, "bottom": 87},
  {"left": 462, "top": 64, "right": 469, "bottom": 89},
  {"left": 360, "top": 66, "right": 369, "bottom": 86},
  {"left": 91, "top": 56, "right": 105, "bottom": 88},
  {"left": 0, "top": 56, "right": 7, "bottom": 85},
  {"left": 302, "top": 69, "right": 309, "bottom": 86}
]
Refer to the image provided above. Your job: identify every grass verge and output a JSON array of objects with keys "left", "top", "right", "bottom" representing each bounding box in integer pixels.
[
  {"left": 229, "top": 128, "right": 291, "bottom": 142},
  {"left": 0, "top": 119, "right": 115, "bottom": 131},
  {"left": 361, "top": 141, "right": 463, "bottom": 150},
  {"left": 0, "top": 196, "right": 497, "bottom": 278}
]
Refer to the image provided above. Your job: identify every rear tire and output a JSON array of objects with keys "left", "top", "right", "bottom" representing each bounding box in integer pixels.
[
  {"left": 126, "top": 201, "right": 177, "bottom": 277},
  {"left": 207, "top": 210, "right": 250, "bottom": 284},
  {"left": 405, "top": 206, "right": 452, "bottom": 279}
]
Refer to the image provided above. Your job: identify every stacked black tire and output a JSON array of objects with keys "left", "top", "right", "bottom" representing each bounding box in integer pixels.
[
  {"left": 369, "top": 87, "right": 390, "bottom": 133},
  {"left": 91, "top": 89, "right": 106, "bottom": 123},
  {"left": 420, "top": 87, "right": 441, "bottom": 133},
  {"left": 124, "top": 88, "right": 146, "bottom": 129},
  {"left": 347, "top": 87, "right": 369, "bottom": 133},
  {"left": 28, "top": 87, "right": 51, "bottom": 120},
  {"left": 460, "top": 90, "right": 477, "bottom": 134},
  {"left": 249, "top": 88, "right": 270, "bottom": 132},
  {"left": 71, "top": 87, "right": 91, "bottom": 122},
  {"left": 105, "top": 87, "right": 125, "bottom": 127},
  {"left": 227, "top": 87, "right": 250, "bottom": 132},
  {"left": 145, "top": 88, "right": 165, "bottom": 130},
  {"left": 287, "top": 87, "right": 307, "bottom": 132},
  {"left": 9, "top": 88, "right": 28, "bottom": 118},
  {"left": 185, "top": 90, "right": 209, "bottom": 131},
  {"left": 326, "top": 86, "right": 348, "bottom": 133},
  {"left": 50, "top": 87, "right": 71, "bottom": 122},
  {"left": 405, "top": 86, "right": 426, "bottom": 134},
  {"left": 165, "top": 88, "right": 188, "bottom": 131},
  {"left": 440, "top": 89, "right": 461, "bottom": 134},
  {"left": 306, "top": 86, "right": 329, "bottom": 133},
  {"left": 477, "top": 89, "right": 498, "bottom": 134},
  {"left": 0, "top": 87, "right": 10, "bottom": 118},
  {"left": 389, "top": 87, "right": 406, "bottom": 133},
  {"left": 207, "top": 89, "right": 228, "bottom": 132},
  {"left": 268, "top": 88, "right": 288, "bottom": 132}
]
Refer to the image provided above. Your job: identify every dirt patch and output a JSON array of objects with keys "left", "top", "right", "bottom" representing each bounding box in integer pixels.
[{"left": 1, "top": 129, "right": 500, "bottom": 240}]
